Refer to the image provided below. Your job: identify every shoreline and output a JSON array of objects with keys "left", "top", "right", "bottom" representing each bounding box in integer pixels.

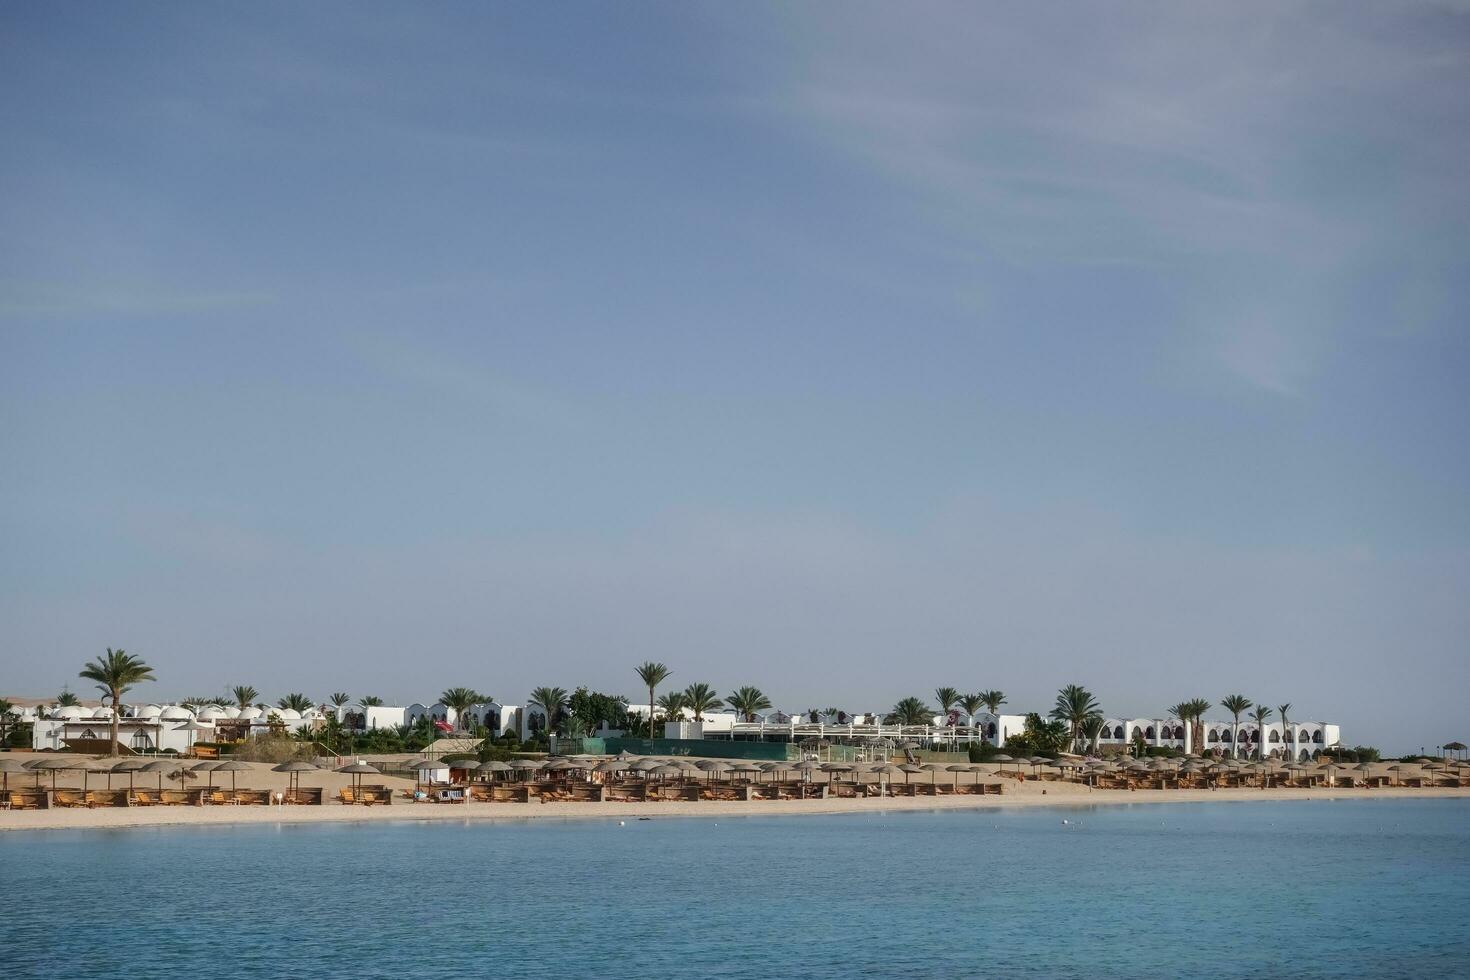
[{"left": 4, "top": 785, "right": 1466, "bottom": 835}]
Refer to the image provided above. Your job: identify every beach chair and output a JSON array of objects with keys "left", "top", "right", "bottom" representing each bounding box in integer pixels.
[{"left": 54, "top": 790, "right": 86, "bottom": 808}]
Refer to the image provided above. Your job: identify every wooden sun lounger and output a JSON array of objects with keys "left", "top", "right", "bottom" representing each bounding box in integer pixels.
[
  {"left": 131, "top": 789, "right": 161, "bottom": 806},
  {"left": 53, "top": 790, "right": 87, "bottom": 808},
  {"left": 7, "top": 790, "right": 49, "bottom": 810}
]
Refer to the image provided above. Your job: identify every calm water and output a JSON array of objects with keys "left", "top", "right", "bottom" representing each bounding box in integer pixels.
[{"left": 1, "top": 799, "right": 1466, "bottom": 979}]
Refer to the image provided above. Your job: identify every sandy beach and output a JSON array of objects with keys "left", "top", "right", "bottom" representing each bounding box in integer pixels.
[{"left": 4, "top": 757, "right": 1465, "bottom": 833}]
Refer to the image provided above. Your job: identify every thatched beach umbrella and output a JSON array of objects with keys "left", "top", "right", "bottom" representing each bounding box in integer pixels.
[
  {"left": 191, "top": 760, "right": 222, "bottom": 792},
  {"left": 212, "top": 759, "right": 254, "bottom": 794},
  {"left": 409, "top": 757, "right": 450, "bottom": 790},
  {"left": 335, "top": 761, "right": 381, "bottom": 795},
  {"left": 700, "top": 761, "right": 733, "bottom": 781},
  {"left": 34, "top": 757, "right": 81, "bottom": 792},
  {"left": 111, "top": 757, "right": 148, "bottom": 791},
  {"left": 0, "top": 757, "right": 25, "bottom": 792},
  {"left": 272, "top": 760, "right": 318, "bottom": 798},
  {"left": 792, "top": 760, "right": 821, "bottom": 782},
  {"left": 141, "top": 759, "right": 180, "bottom": 793},
  {"left": 77, "top": 758, "right": 111, "bottom": 795},
  {"left": 173, "top": 718, "right": 215, "bottom": 757},
  {"left": 873, "top": 763, "right": 903, "bottom": 793},
  {"left": 479, "top": 760, "right": 512, "bottom": 780},
  {"left": 991, "top": 754, "right": 1014, "bottom": 775},
  {"left": 23, "top": 757, "right": 49, "bottom": 789},
  {"left": 945, "top": 764, "right": 970, "bottom": 790},
  {"left": 823, "top": 763, "right": 854, "bottom": 785},
  {"left": 898, "top": 763, "right": 924, "bottom": 784}
]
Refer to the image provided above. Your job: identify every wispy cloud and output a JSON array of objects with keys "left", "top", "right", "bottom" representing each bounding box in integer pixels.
[
  {"left": 345, "top": 330, "right": 583, "bottom": 430},
  {"left": 0, "top": 281, "right": 274, "bottom": 318},
  {"left": 767, "top": 3, "right": 1469, "bottom": 395}
]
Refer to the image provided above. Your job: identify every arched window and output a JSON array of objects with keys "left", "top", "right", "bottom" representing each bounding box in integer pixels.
[
  {"left": 1175, "top": 726, "right": 1186, "bottom": 740},
  {"left": 1221, "top": 730, "right": 1233, "bottom": 743},
  {"left": 130, "top": 730, "right": 153, "bottom": 750},
  {"left": 488, "top": 711, "right": 500, "bottom": 732},
  {"left": 987, "top": 723, "right": 997, "bottom": 739},
  {"left": 1313, "top": 731, "right": 1324, "bottom": 743},
  {"left": 1145, "top": 726, "right": 1156, "bottom": 739},
  {"left": 1269, "top": 731, "right": 1280, "bottom": 743}
]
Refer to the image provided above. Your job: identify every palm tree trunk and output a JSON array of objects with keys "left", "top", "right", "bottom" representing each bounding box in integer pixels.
[
  {"left": 109, "top": 692, "right": 120, "bottom": 757},
  {"left": 649, "top": 688, "right": 655, "bottom": 740}
]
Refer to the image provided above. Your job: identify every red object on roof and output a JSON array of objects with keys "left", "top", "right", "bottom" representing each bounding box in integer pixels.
[{"left": 433, "top": 720, "right": 453, "bottom": 733}]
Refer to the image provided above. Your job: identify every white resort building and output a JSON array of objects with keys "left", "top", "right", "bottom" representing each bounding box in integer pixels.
[{"left": 18, "top": 695, "right": 1343, "bottom": 761}]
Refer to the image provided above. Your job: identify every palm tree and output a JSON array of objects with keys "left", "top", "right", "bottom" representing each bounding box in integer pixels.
[
  {"left": 329, "top": 692, "right": 351, "bottom": 710},
  {"left": 1277, "top": 703, "right": 1293, "bottom": 761},
  {"left": 889, "top": 697, "right": 932, "bottom": 726},
  {"left": 1249, "top": 705, "right": 1274, "bottom": 760},
  {"left": 231, "top": 685, "right": 258, "bottom": 710},
  {"left": 0, "top": 697, "right": 14, "bottom": 746},
  {"left": 977, "top": 690, "right": 1006, "bottom": 716},
  {"left": 726, "top": 686, "right": 773, "bottom": 722},
  {"left": 1050, "top": 685, "right": 1102, "bottom": 753},
  {"left": 656, "top": 691, "right": 688, "bottom": 724},
  {"left": 358, "top": 695, "right": 383, "bottom": 708},
  {"left": 635, "top": 662, "right": 672, "bottom": 739},
  {"left": 682, "top": 683, "right": 720, "bottom": 722},
  {"left": 438, "top": 687, "right": 482, "bottom": 732},
  {"left": 1166, "top": 698, "right": 1211, "bottom": 755},
  {"left": 78, "top": 648, "right": 156, "bottom": 756},
  {"left": 529, "top": 686, "right": 568, "bottom": 737},
  {"left": 56, "top": 690, "right": 80, "bottom": 707},
  {"left": 1080, "top": 715, "right": 1106, "bottom": 754},
  {"left": 1220, "top": 695, "right": 1252, "bottom": 759},
  {"left": 934, "top": 687, "right": 960, "bottom": 721},
  {"left": 960, "top": 693, "right": 984, "bottom": 727},
  {"left": 276, "top": 693, "right": 314, "bottom": 713}
]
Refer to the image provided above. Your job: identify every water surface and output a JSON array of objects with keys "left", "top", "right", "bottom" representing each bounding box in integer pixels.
[{"left": 2, "top": 799, "right": 1466, "bottom": 979}]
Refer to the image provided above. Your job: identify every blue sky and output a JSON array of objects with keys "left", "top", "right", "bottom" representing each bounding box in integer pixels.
[{"left": 2, "top": 3, "right": 1467, "bottom": 752}]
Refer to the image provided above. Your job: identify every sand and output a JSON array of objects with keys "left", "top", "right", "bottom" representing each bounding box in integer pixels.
[{"left": 3, "top": 756, "right": 1466, "bottom": 833}]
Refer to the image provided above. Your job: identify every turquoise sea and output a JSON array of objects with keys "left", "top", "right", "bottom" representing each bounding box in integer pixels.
[{"left": 1, "top": 799, "right": 1466, "bottom": 979}]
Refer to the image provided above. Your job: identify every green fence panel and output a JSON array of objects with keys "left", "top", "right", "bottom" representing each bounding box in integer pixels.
[{"left": 599, "top": 738, "right": 796, "bottom": 761}]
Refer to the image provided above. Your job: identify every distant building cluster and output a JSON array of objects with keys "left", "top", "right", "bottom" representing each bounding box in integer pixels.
[{"left": 18, "top": 697, "right": 1341, "bottom": 761}]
